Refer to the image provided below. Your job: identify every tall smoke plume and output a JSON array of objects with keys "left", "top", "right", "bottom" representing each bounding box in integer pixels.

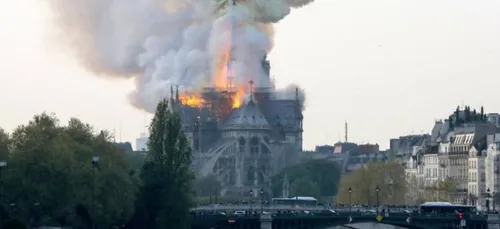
[{"left": 48, "top": 0, "right": 312, "bottom": 112}]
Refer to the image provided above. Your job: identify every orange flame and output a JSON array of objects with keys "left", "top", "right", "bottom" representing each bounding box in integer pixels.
[
  {"left": 179, "top": 93, "right": 204, "bottom": 108},
  {"left": 211, "top": 37, "right": 245, "bottom": 109},
  {"left": 178, "top": 88, "right": 244, "bottom": 109},
  {"left": 214, "top": 43, "right": 231, "bottom": 88},
  {"left": 179, "top": 21, "right": 246, "bottom": 110},
  {"left": 232, "top": 87, "right": 245, "bottom": 108}
]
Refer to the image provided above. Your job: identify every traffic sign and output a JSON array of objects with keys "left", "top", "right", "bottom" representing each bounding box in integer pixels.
[
  {"left": 406, "top": 217, "right": 411, "bottom": 224},
  {"left": 460, "top": 219, "right": 466, "bottom": 227},
  {"left": 376, "top": 215, "right": 383, "bottom": 222},
  {"left": 348, "top": 217, "right": 353, "bottom": 223}
]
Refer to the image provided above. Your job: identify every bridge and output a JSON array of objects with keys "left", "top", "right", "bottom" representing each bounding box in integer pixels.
[
  {"left": 191, "top": 211, "right": 493, "bottom": 229},
  {"left": 191, "top": 204, "right": 415, "bottom": 214}
]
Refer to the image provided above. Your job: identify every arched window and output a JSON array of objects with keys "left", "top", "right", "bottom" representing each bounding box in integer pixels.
[
  {"left": 250, "top": 137, "right": 259, "bottom": 154},
  {"left": 239, "top": 137, "right": 246, "bottom": 153}
]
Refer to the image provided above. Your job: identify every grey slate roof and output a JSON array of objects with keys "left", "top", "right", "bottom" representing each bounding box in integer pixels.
[{"left": 223, "top": 99, "right": 270, "bottom": 130}]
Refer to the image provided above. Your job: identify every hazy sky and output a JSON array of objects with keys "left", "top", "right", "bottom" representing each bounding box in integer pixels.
[{"left": 1, "top": 0, "right": 499, "bottom": 150}]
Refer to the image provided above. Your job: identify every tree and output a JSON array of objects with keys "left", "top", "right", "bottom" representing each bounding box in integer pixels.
[
  {"left": 481, "top": 106, "right": 485, "bottom": 121},
  {"left": 336, "top": 162, "right": 406, "bottom": 205},
  {"left": 465, "top": 106, "right": 470, "bottom": 122},
  {"left": 436, "top": 178, "right": 458, "bottom": 202},
  {"left": 3, "top": 113, "right": 135, "bottom": 227},
  {"left": 120, "top": 143, "right": 146, "bottom": 177},
  {"left": 134, "top": 99, "right": 194, "bottom": 229},
  {"left": 290, "top": 177, "right": 320, "bottom": 197},
  {"left": 0, "top": 128, "right": 9, "bottom": 161},
  {"left": 405, "top": 174, "right": 422, "bottom": 205},
  {"left": 271, "top": 159, "right": 341, "bottom": 198},
  {"left": 448, "top": 116, "right": 454, "bottom": 130}
]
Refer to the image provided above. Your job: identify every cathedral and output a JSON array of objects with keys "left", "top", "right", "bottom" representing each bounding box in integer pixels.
[{"left": 170, "top": 58, "right": 304, "bottom": 198}]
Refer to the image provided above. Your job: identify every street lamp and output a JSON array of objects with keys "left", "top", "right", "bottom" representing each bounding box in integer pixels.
[
  {"left": 348, "top": 187, "right": 352, "bottom": 214},
  {"left": 249, "top": 189, "right": 254, "bottom": 214},
  {"left": 92, "top": 156, "right": 99, "bottom": 229},
  {"left": 0, "top": 161, "right": 7, "bottom": 229},
  {"left": 487, "top": 188, "right": 491, "bottom": 214},
  {"left": 260, "top": 188, "right": 264, "bottom": 214},
  {"left": 376, "top": 185, "right": 380, "bottom": 215}
]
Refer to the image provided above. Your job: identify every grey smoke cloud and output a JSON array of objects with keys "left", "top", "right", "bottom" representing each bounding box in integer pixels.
[
  {"left": 48, "top": 0, "right": 313, "bottom": 112},
  {"left": 276, "top": 84, "right": 307, "bottom": 110}
]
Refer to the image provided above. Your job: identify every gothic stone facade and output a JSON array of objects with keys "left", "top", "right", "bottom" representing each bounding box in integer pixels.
[{"left": 172, "top": 88, "right": 303, "bottom": 198}]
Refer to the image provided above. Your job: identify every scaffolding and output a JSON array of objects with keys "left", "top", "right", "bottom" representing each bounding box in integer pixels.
[{"left": 202, "top": 87, "right": 237, "bottom": 123}]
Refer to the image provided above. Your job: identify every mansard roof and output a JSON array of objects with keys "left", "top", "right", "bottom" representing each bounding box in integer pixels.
[
  {"left": 223, "top": 99, "right": 270, "bottom": 130},
  {"left": 451, "top": 123, "right": 499, "bottom": 145}
]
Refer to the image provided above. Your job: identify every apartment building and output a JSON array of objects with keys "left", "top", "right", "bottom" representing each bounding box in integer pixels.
[
  {"left": 404, "top": 155, "right": 420, "bottom": 204},
  {"left": 400, "top": 106, "right": 500, "bottom": 206},
  {"left": 423, "top": 149, "right": 439, "bottom": 188},
  {"left": 468, "top": 141, "right": 487, "bottom": 209},
  {"left": 448, "top": 131, "right": 474, "bottom": 203},
  {"left": 485, "top": 133, "right": 500, "bottom": 209}
]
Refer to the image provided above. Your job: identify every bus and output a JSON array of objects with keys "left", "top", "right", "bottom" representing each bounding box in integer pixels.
[
  {"left": 271, "top": 197, "right": 318, "bottom": 206},
  {"left": 419, "top": 202, "right": 476, "bottom": 218}
]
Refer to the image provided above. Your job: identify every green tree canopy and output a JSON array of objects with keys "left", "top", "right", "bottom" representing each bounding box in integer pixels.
[
  {"left": 119, "top": 143, "right": 146, "bottom": 177},
  {"left": 290, "top": 177, "right": 321, "bottom": 197},
  {"left": 336, "top": 162, "right": 406, "bottom": 205},
  {"left": 426, "top": 177, "right": 458, "bottom": 202},
  {"left": 271, "top": 159, "right": 341, "bottom": 198},
  {"left": 2, "top": 113, "right": 135, "bottom": 227},
  {"left": 0, "top": 128, "right": 9, "bottom": 161},
  {"left": 133, "top": 99, "right": 194, "bottom": 229}
]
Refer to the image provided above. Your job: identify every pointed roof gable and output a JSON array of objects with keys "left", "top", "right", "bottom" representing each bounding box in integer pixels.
[{"left": 223, "top": 99, "right": 270, "bottom": 130}]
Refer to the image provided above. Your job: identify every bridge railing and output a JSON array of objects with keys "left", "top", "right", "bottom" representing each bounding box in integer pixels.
[
  {"left": 192, "top": 204, "right": 324, "bottom": 211},
  {"left": 191, "top": 205, "right": 489, "bottom": 221},
  {"left": 192, "top": 204, "right": 416, "bottom": 212}
]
